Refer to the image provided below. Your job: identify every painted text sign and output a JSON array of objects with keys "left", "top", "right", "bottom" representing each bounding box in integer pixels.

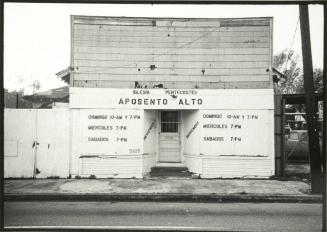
[
  {"left": 70, "top": 88, "right": 274, "bottom": 110},
  {"left": 74, "top": 109, "right": 143, "bottom": 156},
  {"left": 200, "top": 110, "right": 272, "bottom": 157}
]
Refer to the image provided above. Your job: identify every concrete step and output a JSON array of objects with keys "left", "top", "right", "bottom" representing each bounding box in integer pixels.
[
  {"left": 151, "top": 166, "right": 189, "bottom": 172},
  {"left": 150, "top": 166, "right": 191, "bottom": 177}
]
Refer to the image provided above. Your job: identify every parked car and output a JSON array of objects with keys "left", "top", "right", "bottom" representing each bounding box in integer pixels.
[{"left": 285, "top": 130, "right": 322, "bottom": 162}]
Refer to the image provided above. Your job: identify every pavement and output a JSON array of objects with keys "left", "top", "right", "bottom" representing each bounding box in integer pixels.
[
  {"left": 5, "top": 202, "right": 323, "bottom": 231},
  {"left": 4, "top": 178, "right": 322, "bottom": 203}
]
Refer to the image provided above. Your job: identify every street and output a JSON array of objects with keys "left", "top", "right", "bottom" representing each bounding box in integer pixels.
[{"left": 4, "top": 201, "right": 322, "bottom": 231}]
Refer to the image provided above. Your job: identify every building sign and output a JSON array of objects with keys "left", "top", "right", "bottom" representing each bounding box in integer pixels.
[
  {"left": 72, "top": 109, "right": 143, "bottom": 156},
  {"left": 70, "top": 88, "right": 274, "bottom": 110},
  {"left": 201, "top": 110, "right": 271, "bottom": 157},
  {"left": 70, "top": 88, "right": 274, "bottom": 160}
]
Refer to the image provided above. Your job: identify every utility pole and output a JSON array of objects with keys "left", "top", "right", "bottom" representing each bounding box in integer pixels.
[
  {"left": 16, "top": 93, "right": 19, "bottom": 108},
  {"left": 299, "top": 5, "right": 323, "bottom": 194},
  {"left": 322, "top": 4, "right": 326, "bottom": 232}
]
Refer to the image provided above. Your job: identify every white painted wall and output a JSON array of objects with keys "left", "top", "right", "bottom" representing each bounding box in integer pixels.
[
  {"left": 4, "top": 109, "right": 70, "bottom": 178},
  {"left": 200, "top": 110, "right": 271, "bottom": 157},
  {"left": 184, "top": 154, "right": 202, "bottom": 174},
  {"left": 143, "top": 110, "right": 157, "bottom": 155},
  {"left": 79, "top": 155, "right": 143, "bottom": 178},
  {"left": 70, "top": 88, "right": 274, "bottom": 178},
  {"left": 182, "top": 108, "right": 274, "bottom": 178},
  {"left": 182, "top": 110, "right": 201, "bottom": 173},
  {"left": 5, "top": 89, "right": 274, "bottom": 179},
  {"left": 142, "top": 110, "right": 157, "bottom": 174},
  {"left": 201, "top": 158, "right": 273, "bottom": 178},
  {"left": 70, "top": 88, "right": 274, "bottom": 110},
  {"left": 198, "top": 109, "right": 275, "bottom": 178},
  {"left": 35, "top": 110, "right": 70, "bottom": 178},
  {"left": 183, "top": 110, "right": 200, "bottom": 155},
  {"left": 142, "top": 154, "right": 157, "bottom": 175},
  {"left": 70, "top": 109, "right": 144, "bottom": 177},
  {"left": 4, "top": 109, "right": 36, "bottom": 178}
]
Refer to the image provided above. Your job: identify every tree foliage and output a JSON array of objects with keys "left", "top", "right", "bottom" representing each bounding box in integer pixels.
[
  {"left": 273, "top": 50, "right": 301, "bottom": 94},
  {"left": 273, "top": 50, "right": 323, "bottom": 94},
  {"left": 31, "top": 80, "right": 41, "bottom": 94},
  {"left": 295, "top": 68, "right": 323, "bottom": 93}
]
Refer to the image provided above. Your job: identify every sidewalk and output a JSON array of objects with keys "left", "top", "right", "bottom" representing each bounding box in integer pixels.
[{"left": 4, "top": 178, "right": 322, "bottom": 203}]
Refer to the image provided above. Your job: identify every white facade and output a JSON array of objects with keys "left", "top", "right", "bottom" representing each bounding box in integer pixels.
[
  {"left": 69, "top": 87, "right": 275, "bottom": 178},
  {"left": 4, "top": 88, "right": 274, "bottom": 178},
  {"left": 4, "top": 16, "right": 276, "bottom": 179}
]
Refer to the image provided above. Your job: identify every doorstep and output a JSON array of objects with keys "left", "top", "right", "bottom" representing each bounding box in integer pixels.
[
  {"left": 149, "top": 166, "right": 192, "bottom": 179},
  {"left": 155, "top": 162, "right": 186, "bottom": 167}
]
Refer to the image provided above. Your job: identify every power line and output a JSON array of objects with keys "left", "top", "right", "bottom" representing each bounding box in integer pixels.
[{"left": 283, "top": 17, "right": 300, "bottom": 74}]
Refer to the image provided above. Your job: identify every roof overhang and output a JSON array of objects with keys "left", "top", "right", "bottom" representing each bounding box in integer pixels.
[{"left": 56, "top": 67, "right": 71, "bottom": 84}]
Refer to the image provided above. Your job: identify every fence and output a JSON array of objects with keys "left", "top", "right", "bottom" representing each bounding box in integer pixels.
[{"left": 4, "top": 109, "right": 70, "bottom": 178}]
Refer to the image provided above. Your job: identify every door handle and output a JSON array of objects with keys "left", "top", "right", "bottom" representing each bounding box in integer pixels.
[{"left": 32, "top": 141, "right": 40, "bottom": 148}]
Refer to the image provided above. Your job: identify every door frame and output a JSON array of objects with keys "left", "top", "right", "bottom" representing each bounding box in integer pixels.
[{"left": 157, "top": 110, "right": 182, "bottom": 164}]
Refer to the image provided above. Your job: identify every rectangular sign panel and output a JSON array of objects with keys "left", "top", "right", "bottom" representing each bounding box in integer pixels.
[
  {"left": 200, "top": 109, "right": 273, "bottom": 157},
  {"left": 70, "top": 88, "right": 274, "bottom": 110},
  {"left": 72, "top": 109, "right": 143, "bottom": 156}
]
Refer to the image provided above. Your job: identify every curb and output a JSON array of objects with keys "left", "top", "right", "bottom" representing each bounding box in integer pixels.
[
  {"left": 3, "top": 226, "right": 255, "bottom": 232},
  {"left": 4, "top": 193, "right": 322, "bottom": 203}
]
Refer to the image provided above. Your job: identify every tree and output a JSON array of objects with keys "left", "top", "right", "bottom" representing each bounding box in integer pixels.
[
  {"left": 31, "top": 80, "right": 41, "bottom": 94},
  {"left": 273, "top": 50, "right": 323, "bottom": 94},
  {"left": 273, "top": 49, "right": 301, "bottom": 94},
  {"left": 294, "top": 68, "right": 323, "bottom": 93}
]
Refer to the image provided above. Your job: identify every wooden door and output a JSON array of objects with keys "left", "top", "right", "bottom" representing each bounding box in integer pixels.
[{"left": 159, "top": 111, "right": 181, "bottom": 163}]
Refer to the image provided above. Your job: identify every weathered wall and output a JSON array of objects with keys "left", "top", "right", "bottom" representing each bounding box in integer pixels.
[
  {"left": 78, "top": 156, "right": 143, "bottom": 178},
  {"left": 143, "top": 110, "right": 157, "bottom": 155},
  {"left": 142, "top": 110, "right": 157, "bottom": 174},
  {"left": 181, "top": 109, "right": 275, "bottom": 178},
  {"left": 35, "top": 110, "right": 70, "bottom": 178},
  {"left": 4, "top": 109, "right": 70, "bottom": 178},
  {"left": 183, "top": 110, "right": 200, "bottom": 155},
  {"left": 4, "top": 109, "right": 36, "bottom": 178},
  {"left": 200, "top": 110, "right": 271, "bottom": 156},
  {"left": 70, "top": 108, "right": 144, "bottom": 177},
  {"left": 199, "top": 109, "right": 275, "bottom": 178},
  {"left": 71, "top": 16, "right": 273, "bottom": 89},
  {"left": 70, "top": 87, "right": 274, "bottom": 178},
  {"left": 201, "top": 158, "right": 273, "bottom": 178},
  {"left": 70, "top": 88, "right": 273, "bottom": 110},
  {"left": 183, "top": 110, "right": 201, "bottom": 173}
]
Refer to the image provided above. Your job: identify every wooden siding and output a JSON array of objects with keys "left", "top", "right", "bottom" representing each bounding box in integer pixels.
[
  {"left": 183, "top": 155, "right": 274, "bottom": 178},
  {"left": 201, "top": 157, "right": 274, "bottom": 178},
  {"left": 142, "top": 154, "right": 156, "bottom": 174},
  {"left": 184, "top": 154, "right": 202, "bottom": 174},
  {"left": 71, "top": 16, "right": 273, "bottom": 89},
  {"left": 73, "top": 80, "right": 271, "bottom": 89},
  {"left": 80, "top": 156, "right": 142, "bottom": 178}
]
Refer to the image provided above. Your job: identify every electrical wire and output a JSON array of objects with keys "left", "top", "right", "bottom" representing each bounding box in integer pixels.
[{"left": 282, "top": 17, "right": 300, "bottom": 74}]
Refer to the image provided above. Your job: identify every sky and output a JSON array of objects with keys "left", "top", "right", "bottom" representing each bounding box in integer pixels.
[{"left": 3, "top": 3, "right": 324, "bottom": 94}]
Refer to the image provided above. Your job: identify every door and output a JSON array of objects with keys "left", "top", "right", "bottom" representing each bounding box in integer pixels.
[
  {"left": 4, "top": 109, "right": 70, "bottom": 178},
  {"left": 4, "top": 109, "right": 37, "bottom": 178},
  {"left": 159, "top": 111, "right": 181, "bottom": 163}
]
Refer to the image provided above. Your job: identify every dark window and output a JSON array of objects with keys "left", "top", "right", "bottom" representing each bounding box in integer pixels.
[{"left": 161, "top": 111, "right": 178, "bottom": 133}]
